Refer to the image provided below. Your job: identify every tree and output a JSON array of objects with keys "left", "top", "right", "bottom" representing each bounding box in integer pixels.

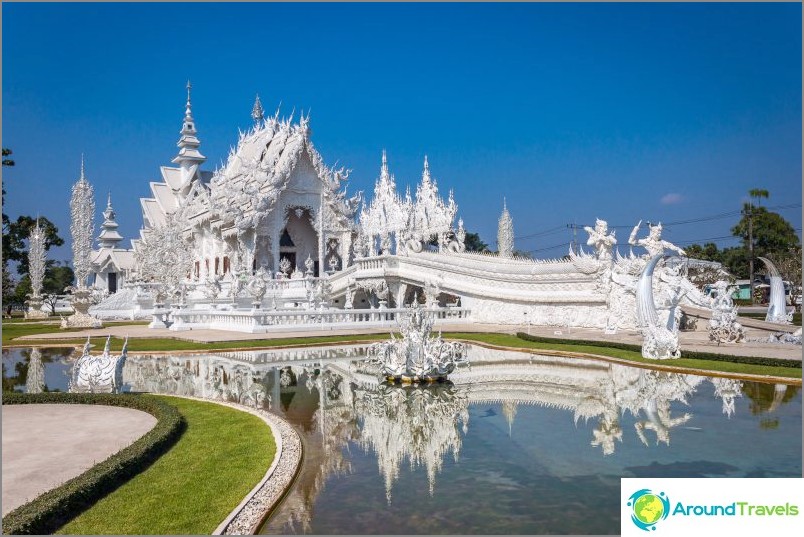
[
  {"left": 42, "top": 262, "right": 75, "bottom": 315},
  {"left": 749, "top": 188, "right": 769, "bottom": 207},
  {"left": 732, "top": 205, "right": 800, "bottom": 259},
  {"left": 463, "top": 232, "right": 489, "bottom": 252}
]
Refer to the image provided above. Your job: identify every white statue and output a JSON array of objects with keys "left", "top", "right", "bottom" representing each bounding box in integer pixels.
[
  {"left": 584, "top": 219, "right": 617, "bottom": 260},
  {"left": 629, "top": 220, "right": 686, "bottom": 257},
  {"left": 708, "top": 280, "right": 745, "bottom": 344}
]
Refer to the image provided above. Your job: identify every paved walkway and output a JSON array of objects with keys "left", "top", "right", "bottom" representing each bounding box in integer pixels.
[
  {"left": 1, "top": 404, "right": 157, "bottom": 515},
  {"left": 13, "top": 321, "right": 802, "bottom": 361}
]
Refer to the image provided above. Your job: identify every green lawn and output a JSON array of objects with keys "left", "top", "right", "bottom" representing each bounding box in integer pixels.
[
  {"left": 447, "top": 332, "right": 802, "bottom": 380},
  {"left": 4, "top": 320, "right": 800, "bottom": 381},
  {"left": 56, "top": 395, "right": 276, "bottom": 535}
]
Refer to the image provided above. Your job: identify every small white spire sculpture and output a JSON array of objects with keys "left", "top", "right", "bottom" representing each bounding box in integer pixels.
[
  {"left": 63, "top": 157, "right": 102, "bottom": 328},
  {"left": 25, "top": 219, "right": 48, "bottom": 319},
  {"left": 251, "top": 93, "right": 264, "bottom": 125},
  {"left": 497, "top": 198, "right": 514, "bottom": 258}
]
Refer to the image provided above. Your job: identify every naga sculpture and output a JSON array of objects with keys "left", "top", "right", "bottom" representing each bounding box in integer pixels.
[
  {"left": 758, "top": 257, "right": 793, "bottom": 324},
  {"left": 367, "top": 301, "right": 468, "bottom": 383},
  {"left": 636, "top": 254, "right": 681, "bottom": 359},
  {"left": 69, "top": 335, "right": 129, "bottom": 393}
]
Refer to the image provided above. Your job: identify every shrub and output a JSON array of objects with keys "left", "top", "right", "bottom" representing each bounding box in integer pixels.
[{"left": 1, "top": 393, "right": 184, "bottom": 535}]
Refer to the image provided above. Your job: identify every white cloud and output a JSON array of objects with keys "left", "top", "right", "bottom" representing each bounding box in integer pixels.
[{"left": 660, "top": 193, "right": 683, "bottom": 205}]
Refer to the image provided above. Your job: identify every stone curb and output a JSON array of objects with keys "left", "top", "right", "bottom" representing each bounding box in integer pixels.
[{"left": 155, "top": 394, "right": 302, "bottom": 535}]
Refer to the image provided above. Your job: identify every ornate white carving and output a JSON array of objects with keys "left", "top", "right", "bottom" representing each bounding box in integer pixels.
[
  {"left": 708, "top": 280, "right": 745, "bottom": 344},
  {"left": 70, "top": 159, "right": 95, "bottom": 288},
  {"left": 69, "top": 335, "right": 128, "bottom": 393},
  {"left": 25, "top": 220, "right": 48, "bottom": 319},
  {"left": 135, "top": 212, "right": 194, "bottom": 304}
]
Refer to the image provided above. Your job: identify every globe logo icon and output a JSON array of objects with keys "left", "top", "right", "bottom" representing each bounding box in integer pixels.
[{"left": 627, "top": 489, "right": 670, "bottom": 531}]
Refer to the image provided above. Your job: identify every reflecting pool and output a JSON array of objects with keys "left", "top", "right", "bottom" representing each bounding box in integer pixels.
[{"left": 3, "top": 344, "right": 801, "bottom": 534}]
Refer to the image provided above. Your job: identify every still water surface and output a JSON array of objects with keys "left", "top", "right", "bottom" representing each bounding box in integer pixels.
[{"left": 3, "top": 344, "right": 801, "bottom": 534}]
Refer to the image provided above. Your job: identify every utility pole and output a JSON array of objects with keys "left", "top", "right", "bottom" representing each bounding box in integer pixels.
[
  {"left": 567, "top": 223, "right": 579, "bottom": 254},
  {"left": 747, "top": 203, "right": 755, "bottom": 305}
]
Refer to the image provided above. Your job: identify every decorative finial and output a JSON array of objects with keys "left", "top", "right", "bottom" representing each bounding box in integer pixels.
[
  {"left": 107, "top": 191, "right": 112, "bottom": 208},
  {"left": 80, "top": 153, "right": 85, "bottom": 181},
  {"left": 382, "top": 149, "right": 387, "bottom": 166},
  {"left": 251, "top": 93, "right": 264, "bottom": 124},
  {"left": 185, "top": 80, "right": 193, "bottom": 120}
]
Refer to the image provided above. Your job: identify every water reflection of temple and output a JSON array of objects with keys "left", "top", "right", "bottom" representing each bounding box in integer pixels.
[{"left": 120, "top": 344, "right": 793, "bottom": 531}]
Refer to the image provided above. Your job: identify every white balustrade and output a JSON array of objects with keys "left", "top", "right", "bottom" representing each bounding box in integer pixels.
[{"left": 169, "top": 306, "right": 471, "bottom": 333}]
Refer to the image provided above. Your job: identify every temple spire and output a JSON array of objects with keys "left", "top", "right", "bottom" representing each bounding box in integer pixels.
[
  {"left": 251, "top": 93, "right": 264, "bottom": 125},
  {"left": 172, "top": 80, "right": 206, "bottom": 184},
  {"left": 497, "top": 197, "right": 514, "bottom": 258},
  {"left": 97, "top": 191, "right": 124, "bottom": 249}
]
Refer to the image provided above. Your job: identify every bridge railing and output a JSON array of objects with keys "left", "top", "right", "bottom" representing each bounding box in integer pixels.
[{"left": 169, "top": 306, "right": 471, "bottom": 333}]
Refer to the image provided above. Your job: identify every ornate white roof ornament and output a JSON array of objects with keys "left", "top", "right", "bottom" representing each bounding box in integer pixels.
[
  {"left": 172, "top": 80, "right": 206, "bottom": 188},
  {"left": 251, "top": 93, "right": 264, "bottom": 125},
  {"left": 407, "top": 156, "right": 458, "bottom": 249},
  {"left": 97, "top": 192, "right": 124, "bottom": 248},
  {"left": 497, "top": 198, "right": 514, "bottom": 258}
]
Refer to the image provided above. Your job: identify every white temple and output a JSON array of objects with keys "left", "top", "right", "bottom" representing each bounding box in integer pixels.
[
  {"left": 86, "top": 83, "right": 736, "bottom": 346},
  {"left": 90, "top": 193, "right": 135, "bottom": 294}
]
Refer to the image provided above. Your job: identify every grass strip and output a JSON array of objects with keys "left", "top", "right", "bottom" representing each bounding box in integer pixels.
[
  {"left": 443, "top": 332, "right": 802, "bottom": 380},
  {"left": 55, "top": 396, "right": 276, "bottom": 535},
  {"left": 1, "top": 393, "right": 184, "bottom": 535}
]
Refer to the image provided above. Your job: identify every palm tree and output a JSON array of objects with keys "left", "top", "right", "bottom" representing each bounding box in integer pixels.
[{"left": 749, "top": 188, "right": 769, "bottom": 207}]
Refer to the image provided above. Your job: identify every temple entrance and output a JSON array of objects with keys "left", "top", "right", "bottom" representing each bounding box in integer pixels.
[
  {"left": 108, "top": 272, "right": 117, "bottom": 293},
  {"left": 278, "top": 206, "right": 319, "bottom": 274}
]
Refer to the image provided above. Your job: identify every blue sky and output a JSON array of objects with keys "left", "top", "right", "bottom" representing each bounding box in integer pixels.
[{"left": 2, "top": 2, "right": 801, "bottom": 263}]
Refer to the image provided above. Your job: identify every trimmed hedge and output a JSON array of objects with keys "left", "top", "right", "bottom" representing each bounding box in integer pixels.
[
  {"left": 1, "top": 393, "right": 185, "bottom": 535},
  {"left": 515, "top": 332, "right": 801, "bottom": 369}
]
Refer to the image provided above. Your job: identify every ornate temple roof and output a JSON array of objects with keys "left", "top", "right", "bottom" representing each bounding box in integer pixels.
[{"left": 208, "top": 111, "right": 359, "bottom": 233}]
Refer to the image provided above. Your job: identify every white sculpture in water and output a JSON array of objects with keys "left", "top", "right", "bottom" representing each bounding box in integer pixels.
[
  {"left": 69, "top": 335, "right": 128, "bottom": 393},
  {"left": 636, "top": 254, "right": 681, "bottom": 359},
  {"left": 367, "top": 301, "right": 468, "bottom": 383},
  {"left": 708, "top": 280, "right": 745, "bottom": 344},
  {"left": 758, "top": 257, "right": 793, "bottom": 324},
  {"left": 25, "top": 220, "right": 48, "bottom": 319}
]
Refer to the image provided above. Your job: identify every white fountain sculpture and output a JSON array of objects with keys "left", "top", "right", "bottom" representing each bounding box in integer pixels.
[
  {"left": 25, "top": 220, "right": 49, "bottom": 319},
  {"left": 63, "top": 157, "right": 102, "bottom": 328},
  {"left": 636, "top": 254, "right": 681, "bottom": 359},
  {"left": 758, "top": 257, "right": 793, "bottom": 324},
  {"left": 367, "top": 301, "right": 468, "bottom": 383},
  {"left": 69, "top": 335, "right": 128, "bottom": 393},
  {"left": 708, "top": 280, "right": 745, "bottom": 344}
]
